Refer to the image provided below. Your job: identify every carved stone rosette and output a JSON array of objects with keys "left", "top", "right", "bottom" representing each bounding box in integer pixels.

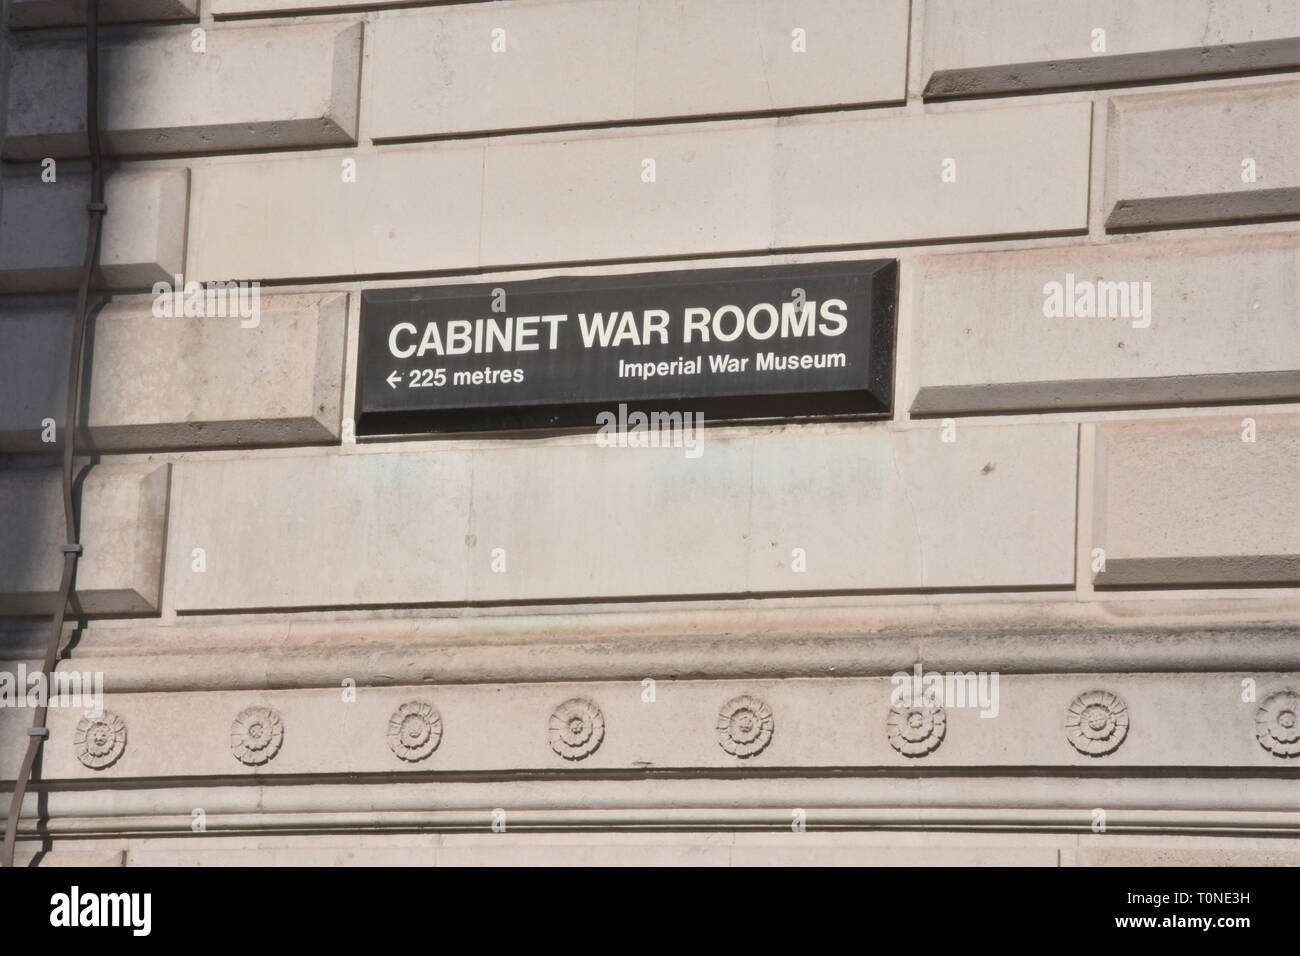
[
  {"left": 887, "top": 704, "right": 946, "bottom": 757},
  {"left": 387, "top": 701, "right": 443, "bottom": 762},
  {"left": 74, "top": 711, "right": 127, "bottom": 770},
  {"left": 1255, "top": 690, "right": 1300, "bottom": 757},
  {"left": 1065, "top": 690, "right": 1129, "bottom": 756},
  {"left": 716, "top": 695, "right": 774, "bottom": 758},
  {"left": 230, "top": 706, "right": 284, "bottom": 766},
  {"left": 548, "top": 698, "right": 605, "bottom": 760}
]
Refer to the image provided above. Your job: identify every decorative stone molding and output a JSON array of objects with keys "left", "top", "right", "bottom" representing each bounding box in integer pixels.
[
  {"left": 5, "top": 620, "right": 1295, "bottom": 692},
  {"left": 716, "top": 695, "right": 774, "bottom": 758},
  {"left": 887, "top": 704, "right": 946, "bottom": 757},
  {"left": 387, "top": 701, "right": 443, "bottom": 762},
  {"left": 230, "top": 706, "right": 284, "bottom": 766},
  {"left": 1255, "top": 690, "right": 1300, "bottom": 757},
  {"left": 1065, "top": 690, "right": 1129, "bottom": 756},
  {"left": 548, "top": 697, "right": 604, "bottom": 760},
  {"left": 74, "top": 711, "right": 127, "bottom": 770}
]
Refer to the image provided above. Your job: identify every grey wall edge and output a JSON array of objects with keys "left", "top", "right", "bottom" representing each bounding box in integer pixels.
[
  {"left": 0, "top": 587, "right": 160, "bottom": 617},
  {"left": 1095, "top": 556, "right": 1300, "bottom": 589},
  {"left": 924, "top": 38, "right": 1300, "bottom": 100},
  {"left": 8, "top": 781, "right": 1300, "bottom": 840},
  {"left": 910, "top": 371, "right": 1300, "bottom": 417},
  {"left": 1105, "top": 187, "right": 1300, "bottom": 231},
  {"left": 3, "top": 118, "right": 360, "bottom": 162},
  {"left": 8, "top": 0, "right": 197, "bottom": 29},
  {"left": 209, "top": 0, "right": 542, "bottom": 21},
  {"left": 2, "top": 624, "right": 1298, "bottom": 690},
  {"left": 0, "top": 420, "right": 342, "bottom": 454}
]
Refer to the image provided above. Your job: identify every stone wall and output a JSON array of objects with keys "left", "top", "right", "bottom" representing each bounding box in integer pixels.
[{"left": 1, "top": 0, "right": 1297, "bottom": 865}]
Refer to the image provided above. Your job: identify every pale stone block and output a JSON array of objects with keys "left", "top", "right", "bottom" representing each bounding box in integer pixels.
[
  {"left": 433, "top": 842, "right": 736, "bottom": 867},
  {"left": 466, "top": 438, "right": 755, "bottom": 602},
  {"left": 0, "top": 292, "right": 348, "bottom": 453},
  {"left": 924, "top": 0, "right": 1300, "bottom": 98},
  {"left": 187, "top": 146, "right": 483, "bottom": 283},
  {"left": 12, "top": 849, "right": 126, "bottom": 867},
  {"left": 910, "top": 233, "right": 1300, "bottom": 415},
  {"left": 198, "top": 100, "right": 1087, "bottom": 283},
  {"left": 772, "top": 101, "right": 1091, "bottom": 248},
  {"left": 4, "top": 20, "right": 363, "bottom": 159},
  {"left": 483, "top": 101, "right": 1090, "bottom": 268},
  {"left": 0, "top": 463, "right": 170, "bottom": 616},
  {"left": 170, "top": 452, "right": 474, "bottom": 612},
  {"left": 369, "top": 0, "right": 637, "bottom": 139},
  {"left": 9, "top": 0, "right": 198, "bottom": 29},
  {"left": 630, "top": 0, "right": 908, "bottom": 120},
  {"left": 479, "top": 122, "right": 778, "bottom": 266},
  {"left": 1105, "top": 81, "right": 1300, "bottom": 230},
  {"left": 211, "top": 0, "right": 448, "bottom": 15},
  {"left": 369, "top": 0, "right": 907, "bottom": 140},
  {"left": 192, "top": 101, "right": 1085, "bottom": 282},
  {"left": 172, "top": 422, "right": 1074, "bottom": 611},
  {"left": 1078, "top": 846, "right": 1300, "bottom": 866},
  {"left": 0, "top": 167, "right": 188, "bottom": 292},
  {"left": 726, "top": 844, "right": 1057, "bottom": 866},
  {"left": 1093, "top": 415, "right": 1300, "bottom": 586},
  {"left": 746, "top": 424, "right": 1078, "bottom": 590}
]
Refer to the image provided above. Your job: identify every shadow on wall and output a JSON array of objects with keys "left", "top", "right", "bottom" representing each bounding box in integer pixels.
[
  {"left": 0, "top": 455, "right": 94, "bottom": 619},
  {"left": 1, "top": 0, "right": 110, "bottom": 623},
  {"left": 0, "top": 294, "right": 101, "bottom": 618}
]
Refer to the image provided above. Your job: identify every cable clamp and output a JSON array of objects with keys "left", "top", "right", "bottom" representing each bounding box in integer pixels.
[
  {"left": 87, "top": 202, "right": 107, "bottom": 213},
  {"left": 60, "top": 543, "right": 83, "bottom": 555},
  {"left": 26, "top": 727, "right": 49, "bottom": 738}
]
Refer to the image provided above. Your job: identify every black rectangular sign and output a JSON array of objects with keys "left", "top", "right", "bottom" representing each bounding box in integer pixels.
[{"left": 357, "top": 259, "right": 896, "bottom": 434}]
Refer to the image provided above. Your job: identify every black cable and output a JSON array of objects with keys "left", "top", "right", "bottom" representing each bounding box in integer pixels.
[{"left": 1, "top": 0, "right": 104, "bottom": 868}]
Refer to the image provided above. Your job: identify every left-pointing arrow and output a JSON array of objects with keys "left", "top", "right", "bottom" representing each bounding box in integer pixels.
[{"left": 387, "top": 371, "right": 401, "bottom": 389}]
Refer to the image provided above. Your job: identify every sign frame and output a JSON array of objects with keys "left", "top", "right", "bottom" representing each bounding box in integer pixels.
[{"left": 356, "top": 259, "right": 897, "bottom": 435}]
